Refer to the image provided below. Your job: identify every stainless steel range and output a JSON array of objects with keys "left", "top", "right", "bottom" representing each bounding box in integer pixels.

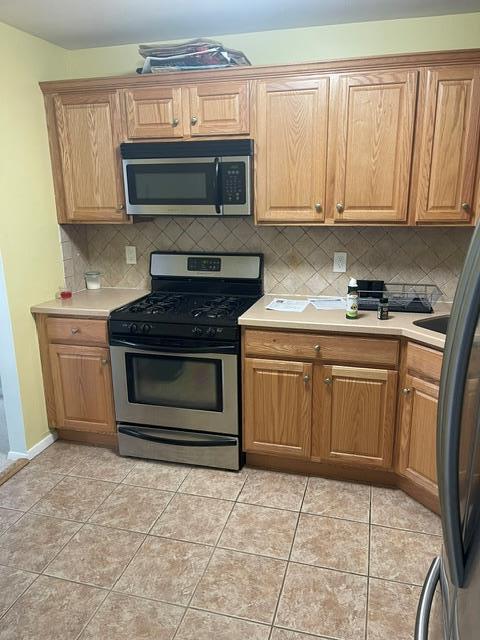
[{"left": 108, "top": 252, "right": 263, "bottom": 470}]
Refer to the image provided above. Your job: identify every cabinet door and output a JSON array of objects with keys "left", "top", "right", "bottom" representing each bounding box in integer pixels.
[
  {"left": 188, "top": 82, "right": 249, "bottom": 136},
  {"left": 243, "top": 358, "right": 312, "bottom": 458},
  {"left": 49, "top": 344, "right": 116, "bottom": 433},
  {"left": 330, "top": 70, "right": 417, "bottom": 223},
  {"left": 413, "top": 66, "right": 480, "bottom": 223},
  {"left": 396, "top": 374, "right": 438, "bottom": 497},
  {"left": 124, "top": 87, "right": 184, "bottom": 139},
  {"left": 312, "top": 365, "right": 397, "bottom": 468},
  {"left": 54, "top": 91, "right": 125, "bottom": 222},
  {"left": 255, "top": 76, "right": 328, "bottom": 223}
]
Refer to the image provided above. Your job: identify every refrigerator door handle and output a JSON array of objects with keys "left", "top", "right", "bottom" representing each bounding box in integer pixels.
[{"left": 415, "top": 557, "right": 441, "bottom": 640}]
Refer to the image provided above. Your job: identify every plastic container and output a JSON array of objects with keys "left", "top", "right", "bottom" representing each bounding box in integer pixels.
[{"left": 84, "top": 271, "right": 101, "bottom": 290}]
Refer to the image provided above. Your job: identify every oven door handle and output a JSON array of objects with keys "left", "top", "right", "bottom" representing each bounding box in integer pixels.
[
  {"left": 118, "top": 426, "right": 237, "bottom": 447},
  {"left": 109, "top": 338, "right": 237, "bottom": 354}
]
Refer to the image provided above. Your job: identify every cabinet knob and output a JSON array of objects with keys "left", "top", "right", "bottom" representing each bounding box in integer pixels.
[
  {"left": 461, "top": 202, "right": 470, "bottom": 212},
  {"left": 116, "top": 204, "right": 125, "bottom": 211},
  {"left": 172, "top": 117, "right": 179, "bottom": 127},
  {"left": 314, "top": 344, "right": 321, "bottom": 353},
  {"left": 324, "top": 377, "right": 333, "bottom": 385},
  {"left": 303, "top": 374, "right": 310, "bottom": 383},
  {"left": 314, "top": 203, "right": 322, "bottom": 213},
  {"left": 336, "top": 202, "right": 345, "bottom": 214},
  {"left": 70, "top": 327, "right": 80, "bottom": 335},
  {"left": 191, "top": 115, "right": 198, "bottom": 125},
  {"left": 402, "top": 387, "right": 412, "bottom": 395},
  {"left": 101, "top": 358, "right": 109, "bottom": 365}
]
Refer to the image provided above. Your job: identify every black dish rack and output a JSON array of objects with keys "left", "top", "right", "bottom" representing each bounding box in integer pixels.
[{"left": 357, "top": 281, "right": 442, "bottom": 314}]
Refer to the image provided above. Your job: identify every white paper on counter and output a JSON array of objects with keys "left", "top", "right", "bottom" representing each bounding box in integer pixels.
[
  {"left": 265, "top": 298, "right": 310, "bottom": 312},
  {"left": 308, "top": 297, "right": 346, "bottom": 310}
]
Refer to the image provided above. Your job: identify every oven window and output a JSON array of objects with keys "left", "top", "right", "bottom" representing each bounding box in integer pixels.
[
  {"left": 125, "top": 353, "right": 223, "bottom": 412},
  {"left": 126, "top": 163, "right": 216, "bottom": 205}
]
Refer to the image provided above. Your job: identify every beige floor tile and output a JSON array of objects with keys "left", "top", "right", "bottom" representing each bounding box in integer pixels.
[
  {"left": 291, "top": 513, "right": 369, "bottom": 574},
  {"left": 271, "top": 629, "right": 329, "bottom": 639},
  {"left": 89, "top": 484, "right": 173, "bottom": 533},
  {"left": 175, "top": 609, "right": 271, "bottom": 640},
  {"left": 275, "top": 562, "right": 367, "bottom": 639},
  {"left": 0, "top": 512, "right": 81, "bottom": 572},
  {"left": 123, "top": 460, "right": 191, "bottom": 491},
  {"left": 0, "top": 507, "right": 22, "bottom": 534},
  {"left": 30, "top": 442, "right": 94, "bottom": 475},
  {"left": 79, "top": 592, "right": 184, "bottom": 640},
  {"left": 0, "top": 575, "right": 106, "bottom": 640},
  {"left": 179, "top": 467, "right": 247, "bottom": 500},
  {"left": 238, "top": 469, "right": 307, "bottom": 511},
  {"left": 31, "top": 476, "right": 116, "bottom": 521},
  {"left": 218, "top": 503, "right": 298, "bottom": 559},
  {"left": 302, "top": 477, "right": 371, "bottom": 523},
  {"left": 0, "top": 466, "right": 61, "bottom": 510},
  {"left": 114, "top": 536, "right": 212, "bottom": 605},
  {"left": 192, "top": 548, "right": 286, "bottom": 624},
  {"left": 68, "top": 449, "right": 136, "bottom": 482},
  {"left": 0, "top": 565, "right": 37, "bottom": 616},
  {"left": 151, "top": 493, "right": 233, "bottom": 544},
  {"left": 45, "top": 523, "right": 144, "bottom": 588},
  {"left": 367, "top": 578, "right": 420, "bottom": 640},
  {"left": 370, "top": 525, "right": 441, "bottom": 585},
  {"left": 371, "top": 487, "right": 442, "bottom": 534}
]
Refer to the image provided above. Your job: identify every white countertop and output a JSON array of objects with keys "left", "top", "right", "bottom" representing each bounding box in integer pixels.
[
  {"left": 31, "top": 288, "right": 148, "bottom": 318},
  {"left": 239, "top": 295, "right": 451, "bottom": 350}
]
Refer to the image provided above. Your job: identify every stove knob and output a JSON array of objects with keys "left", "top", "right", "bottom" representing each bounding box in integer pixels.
[
  {"left": 141, "top": 323, "right": 152, "bottom": 334},
  {"left": 206, "top": 327, "right": 216, "bottom": 337},
  {"left": 192, "top": 326, "right": 203, "bottom": 336},
  {"left": 130, "top": 323, "right": 138, "bottom": 334}
]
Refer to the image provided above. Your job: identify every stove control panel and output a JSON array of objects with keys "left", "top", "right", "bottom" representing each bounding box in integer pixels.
[
  {"left": 187, "top": 257, "right": 221, "bottom": 272},
  {"left": 109, "top": 320, "right": 238, "bottom": 342}
]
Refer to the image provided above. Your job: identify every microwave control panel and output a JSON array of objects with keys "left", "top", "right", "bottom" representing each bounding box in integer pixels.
[{"left": 222, "top": 162, "right": 246, "bottom": 204}]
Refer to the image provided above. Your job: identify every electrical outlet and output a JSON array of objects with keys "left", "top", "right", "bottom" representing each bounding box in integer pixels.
[
  {"left": 125, "top": 246, "right": 137, "bottom": 265},
  {"left": 333, "top": 251, "right": 347, "bottom": 273}
]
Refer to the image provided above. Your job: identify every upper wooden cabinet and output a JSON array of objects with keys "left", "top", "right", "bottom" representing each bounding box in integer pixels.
[
  {"left": 312, "top": 364, "right": 397, "bottom": 468},
  {"left": 52, "top": 91, "right": 126, "bottom": 223},
  {"left": 412, "top": 65, "right": 480, "bottom": 224},
  {"left": 188, "top": 82, "right": 249, "bottom": 136},
  {"left": 329, "top": 70, "right": 417, "bottom": 223},
  {"left": 124, "top": 86, "right": 184, "bottom": 139},
  {"left": 123, "top": 81, "right": 249, "bottom": 139},
  {"left": 255, "top": 76, "right": 328, "bottom": 223},
  {"left": 243, "top": 357, "right": 312, "bottom": 458}
]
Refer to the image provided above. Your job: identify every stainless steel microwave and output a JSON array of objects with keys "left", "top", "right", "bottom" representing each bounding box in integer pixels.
[{"left": 120, "top": 140, "right": 253, "bottom": 216}]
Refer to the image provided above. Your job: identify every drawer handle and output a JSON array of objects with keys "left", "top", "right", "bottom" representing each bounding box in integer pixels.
[
  {"left": 101, "top": 358, "right": 109, "bottom": 365},
  {"left": 324, "top": 377, "right": 333, "bottom": 385},
  {"left": 314, "top": 344, "right": 321, "bottom": 353},
  {"left": 303, "top": 374, "right": 310, "bottom": 383},
  {"left": 70, "top": 327, "right": 80, "bottom": 335},
  {"left": 402, "top": 387, "right": 412, "bottom": 395}
]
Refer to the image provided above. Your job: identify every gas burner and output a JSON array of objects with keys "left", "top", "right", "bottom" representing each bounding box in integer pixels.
[
  {"left": 190, "top": 296, "right": 242, "bottom": 320},
  {"left": 128, "top": 294, "right": 183, "bottom": 315}
]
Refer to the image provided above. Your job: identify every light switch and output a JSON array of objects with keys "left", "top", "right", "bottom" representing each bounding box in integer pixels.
[
  {"left": 125, "top": 245, "right": 137, "bottom": 265},
  {"left": 333, "top": 252, "right": 347, "bottom": 273}
]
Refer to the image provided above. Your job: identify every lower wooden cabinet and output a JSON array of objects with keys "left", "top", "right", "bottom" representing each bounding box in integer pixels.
[
  {"left": 243, "top": 358, "right": 312, "bottom": 458},
  {"left": 49, "top": 344, "right": 116, "bottom": 434},
  {"left": 396, "top": 373, "right": 439, "bottom": 498},
  {"left": 312, "top": 365, "right": 398, "bottom": 469}
]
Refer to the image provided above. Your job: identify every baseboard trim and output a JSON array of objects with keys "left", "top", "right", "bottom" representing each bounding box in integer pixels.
[{"left": 8, "top": 431, "right": 58, "bottom": 461}]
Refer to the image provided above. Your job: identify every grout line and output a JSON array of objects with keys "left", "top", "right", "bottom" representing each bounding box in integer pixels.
[
  {"left": 0, "top": 571, "right": 43, "bottom": 624},
  {"left": 364, "top": 485, "right": 372, "bottom": 640},
  {"left": 73, "top": 583, "right": 110, "bottom": 640}
]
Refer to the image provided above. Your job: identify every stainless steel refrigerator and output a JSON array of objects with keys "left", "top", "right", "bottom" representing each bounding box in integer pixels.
[{"left": 416, "top": 222, "right": 480, "bottom": 640}]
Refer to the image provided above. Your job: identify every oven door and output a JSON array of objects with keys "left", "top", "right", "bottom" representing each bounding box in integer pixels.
[
  {"left": 110, "top": 339, "right": 238, "bottom": 435},
  {"left": 123, "top": 157, "right": 221, "bottom": 215}
]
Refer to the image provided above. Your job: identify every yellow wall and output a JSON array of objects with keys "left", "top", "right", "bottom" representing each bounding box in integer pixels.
[
  {"left": 66, "top": 12, "right": 480, "bottom": 78},
  {"left": 0, "top": 22, "right": 67, "bottom": 449}
]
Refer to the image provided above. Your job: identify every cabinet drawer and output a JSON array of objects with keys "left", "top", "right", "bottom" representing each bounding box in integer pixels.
[
  {"left": 244, "top": 330, "right": 399, "bottom": 367},
  {"left": 406, "top": 342, "right": 443, "bottom": 382},
  {"left": 46, "top": 317, "right": 108, "bottom": 346}
]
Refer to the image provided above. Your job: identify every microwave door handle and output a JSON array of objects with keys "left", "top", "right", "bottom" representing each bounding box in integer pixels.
[{"left": 214, "top": 157, "right": 221, "bottom": 214}]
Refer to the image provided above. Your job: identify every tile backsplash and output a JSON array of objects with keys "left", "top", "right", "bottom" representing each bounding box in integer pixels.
[{"left": 60, "top": 218, "right": 473, "bottom": 301}]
